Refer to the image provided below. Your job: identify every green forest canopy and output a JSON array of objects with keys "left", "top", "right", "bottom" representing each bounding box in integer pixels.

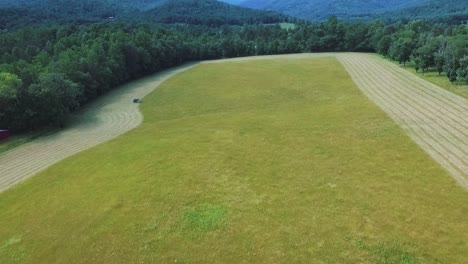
[
  {"left": 233, "top": 0, "right": 468, "bottom": 22},
  {"left": 0, "top": 0, "right": 290, "bottom": 29},
  {"left": 0, "top": 1, "right": 467, "bottom": 133}
]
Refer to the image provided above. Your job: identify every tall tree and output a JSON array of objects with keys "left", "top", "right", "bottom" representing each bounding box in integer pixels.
[{"left": 0, "top": 72, "right": 22, "bottom": 129}]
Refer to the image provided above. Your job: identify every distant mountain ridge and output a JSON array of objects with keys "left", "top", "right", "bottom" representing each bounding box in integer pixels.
[
  {"left": 146, "top": 0, "right": 287, "bottom": 26},
  {"left": 0, "top": 0, "right": 167, "bottom": 10},
  {"left": 0, "top": 0, "right": 287, "bottom": 29},
  {"left": 221, "top": 0, "right": 468, "bottom": 21},
  {"left": 381, "top": 0, "right": 468, "bottom": 21}
]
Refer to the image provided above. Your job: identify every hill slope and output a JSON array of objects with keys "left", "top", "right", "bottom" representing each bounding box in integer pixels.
[
  {"left": 0, "top": 0, "right": 167, "bottom": 10},
  {"left": 0, "top": 1, "right": 123, "bottom": 29},
  {"left": 232, "top": 0, "right": 468, "bottom": 21},
  {"left": 0, "top": 0, "right": 286, "bottom": 29},
  {"left": 145, "top": 0, "right": 287, "bottom": 26},
  {"left": 1, "top": 56, "right": 467, "bottom": 263},
  {"left": 235, "top": 0, "right": 418, "bottom": 20},
  {"left": 381, "top": 0, "right": 468, "bottom": 21}
]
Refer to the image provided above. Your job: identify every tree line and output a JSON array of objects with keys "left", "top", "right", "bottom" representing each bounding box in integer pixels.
[
  {"left": 372, "top": 20, "right": 467, "bottom": 82},
  {"left": 0, "top": 18, "right": 467, "bottom": 132}
]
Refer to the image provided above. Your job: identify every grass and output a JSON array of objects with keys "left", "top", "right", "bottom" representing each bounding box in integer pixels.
[
  {"left": 376, "top": 54, "right": 468, "bottom": 99},
  {"left": 279, "top": 22, "right": 296, "bottom": 30},
  {"left": 350, "top": 238, "right": 417, "bottom": 264},
  {"left": 0, "top": 57, "right": 467, "bottom": 263},
  {"left": 0, "top": 130, "right": 54, "bottom": 154},
  {"left": 182, "top": 204, "right": 228, "bottom": 233}
]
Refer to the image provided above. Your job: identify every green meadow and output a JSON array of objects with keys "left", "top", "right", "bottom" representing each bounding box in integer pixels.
[
  {"left": 279, "top": 22, "right": 296, "bottom": 29},
  {"left": 0, "top": 57, "right": 467, "bottom": 263}
]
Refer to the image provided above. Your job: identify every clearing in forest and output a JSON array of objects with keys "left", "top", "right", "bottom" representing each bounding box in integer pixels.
[{"left": 0, "top": 57, "right": 467, "bottom": 263}]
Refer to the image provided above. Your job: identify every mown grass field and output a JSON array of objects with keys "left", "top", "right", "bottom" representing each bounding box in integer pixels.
[
  {"left": 376, "top": 55, "right": 468, "bottom": 99},
  {"left": 0, "top": 57, "right": 467, "bottom": 263},
  {"left": 0, "top": 129, "right": 53, "bottom": 155}
]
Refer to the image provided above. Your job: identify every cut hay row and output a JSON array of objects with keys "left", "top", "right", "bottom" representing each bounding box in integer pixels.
[
  {"left": 0, "top": 63, "right": 198, "bottom": 192},
  {"left": 345, "top": 55, "right": 468, "bottom": 174},
  {"left": 344, "top": 56, "right": 464, "bottom": 170},
  {"left": 1, "top": 53, "right": 467, "bottom": 193},
  {"left": 202, "top": 53, "right": 334, "bottom": 64},
  {"left": 0, "top": 55, "right": 333, "bottom": 193},
  {"left": 337, "top": 53, "right": 468, "bottom": 189},
  {"left": 359, "top": 57, "right": 468, "bottom": 150}
]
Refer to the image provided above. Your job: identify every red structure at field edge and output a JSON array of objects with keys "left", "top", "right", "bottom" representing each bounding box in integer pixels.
[{"left": 0, "top": 129, "right": 10, "bottom": 140}]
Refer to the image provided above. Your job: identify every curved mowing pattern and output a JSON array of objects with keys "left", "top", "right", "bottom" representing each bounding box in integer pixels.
[
  {"left": 0, "top": 63, "right": 198, "bottom": 192},
  {"left": 1, "top": 53, "right": 467, "bottom": 192},
  {"left": 337, "top": 53, "right": 468, "bottom": 189}
]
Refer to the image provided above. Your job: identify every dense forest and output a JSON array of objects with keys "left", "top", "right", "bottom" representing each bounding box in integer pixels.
[
  {"left": 378, "top": 0, "right": 468, "bottom": 22},
  {"left": 227, "top": 0, "right": 468, "bottom": 22},
  {"left": 236, "top": 0, "right": 415, "bottom": 20},
  {"left": 0, "top": 2, "right": 467, "bottom": 133},
  {"left": 0, "top": 0, "right": 288, "bottom": 29},
  {"left": 146, "top": 0, "right": 288, "bottom": 26}
]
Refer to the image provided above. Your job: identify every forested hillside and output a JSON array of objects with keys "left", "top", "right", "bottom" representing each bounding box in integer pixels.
[
  {"left": 381, "top": 0, "right": 468, "bottom": 21},
  {"left": 236, "top": 0, "right": 416, "bottom": 20},
  {"left": 146, "top": 0, "right": 288, "bottom": 26},
  {"left": 234, "top": 0, "right": 468, "bottom": 21},
  {"left": 0, "top": 0, "right": 287, "bottom": 29},
  {"left": 0, "top": 1, "right": 467, "bottom": 133},
  {"left": 0, "top": 1, "right": 131, "bottom": 29},
  {"left": 0, "top": 0, "right": 167, "bottom": 10}
]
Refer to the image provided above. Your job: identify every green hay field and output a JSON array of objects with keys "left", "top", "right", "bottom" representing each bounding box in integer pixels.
[{"left": 0, "top": 57, "right": 467, "bottom": 263}]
